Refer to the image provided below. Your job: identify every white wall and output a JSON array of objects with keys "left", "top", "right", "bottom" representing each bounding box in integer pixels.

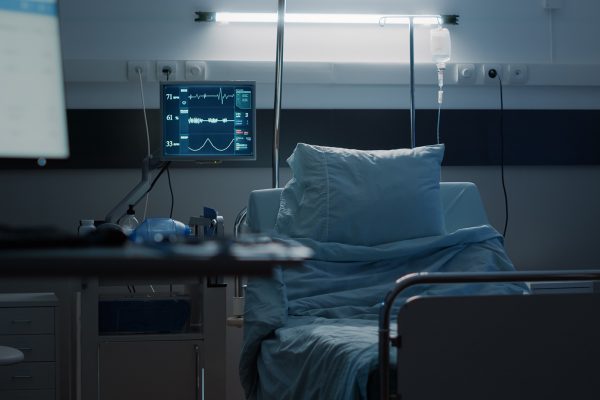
[
  {"left": 59, "top": 0, "right": 600, "bottom": 63},
  {"left": 59, "top": 0, "right": 600, "bottom": 109}
]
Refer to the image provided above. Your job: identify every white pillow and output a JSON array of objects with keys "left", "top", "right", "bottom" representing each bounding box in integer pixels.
[{"left": 274, "top": 143, "right": 446, "bottom": 245}]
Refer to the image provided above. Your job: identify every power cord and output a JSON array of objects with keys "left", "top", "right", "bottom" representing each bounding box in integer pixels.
[
  {"left": 136, "top": 67, "right": 152, "bottom": 220},
  {"left": 137, "top": 65, "right": 174, "bottom": 220},
  {"left": 130, "top": 67, "right": 161, "bottom": 296},
  {"left": 488, "top": 68, "right": 509, "bottom": 238},
  {"left": 162, "top": 66, "right": 172, "bottom": 81}
]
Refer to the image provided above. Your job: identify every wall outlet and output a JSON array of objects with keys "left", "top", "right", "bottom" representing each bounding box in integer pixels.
[
  {"left": 456, "top": 63, "right": 477, "bottom": 84},
  {"left": 508, "top": 64, "right": 529, "bottom": 85},
  {"left": 127, "top": 61, "right": 153, "bottom": 81},
  {"left": 156, "top": 61, "right": 178, "bottom": 82},
  {"left": 185, "top": 61, "right": 207, "bottom": 81},
  {"left": 483, "top": 64, "right": 503, "bottom": 84}
]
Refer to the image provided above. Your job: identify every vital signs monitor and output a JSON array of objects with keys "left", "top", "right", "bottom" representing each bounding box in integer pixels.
[{"left": 160, "top": 81, "right": 256, "bottom": 161}]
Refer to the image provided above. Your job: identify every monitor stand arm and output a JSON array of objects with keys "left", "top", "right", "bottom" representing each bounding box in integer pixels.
[{"left": 104, "top": 155, "right": 165, "bottom": 223}]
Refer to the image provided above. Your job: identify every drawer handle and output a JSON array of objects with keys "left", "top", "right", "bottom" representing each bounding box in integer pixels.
[
  {"left": 17, "top": 347, "right": 33, "bottom": 352},
  {"left": 11, "top": 320, "right": 33, "bottom": 324},
  {"left": 12, "top": 375, "right": 33, "bottom": 380}
]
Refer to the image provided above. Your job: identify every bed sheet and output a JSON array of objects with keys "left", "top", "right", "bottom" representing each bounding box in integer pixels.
[{"left": 240, "top": 225, "right": 524, "bottom": 400}]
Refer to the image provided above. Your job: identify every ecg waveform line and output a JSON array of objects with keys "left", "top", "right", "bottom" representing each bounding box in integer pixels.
[
  {"left": 188, "top": 117, "right": 234, "bottom": 124},
  {"left": 188, "top": 138, "right": 235, "bottom": 153},
  {"left": 188, "top": 88, "right": 235, "bottom": 105}
]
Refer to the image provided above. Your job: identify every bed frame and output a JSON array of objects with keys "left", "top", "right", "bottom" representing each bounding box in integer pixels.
[
  {"left": 244, "top": 182, "right": 600, "bottom": 400},
  {"left": 379, "top": 270, "right": 600, "bottom": 400}
]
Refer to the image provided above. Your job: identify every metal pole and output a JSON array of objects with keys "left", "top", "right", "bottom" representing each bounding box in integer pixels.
[
  {"left": 104, "top": 156, "right": 161, "bottom": 223},
  {"left": 272, "top": 0, "right": 286, "bottom": 188},
  {"left": 409, "top": 17, "right": 416, "bottom": 148}
]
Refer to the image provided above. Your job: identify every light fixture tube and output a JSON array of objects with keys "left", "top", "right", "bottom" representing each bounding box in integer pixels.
[{"left": 212, "top": 12, "right": 443, "bottom": 25}]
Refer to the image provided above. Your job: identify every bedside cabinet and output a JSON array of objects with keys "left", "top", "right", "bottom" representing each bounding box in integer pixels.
[{"left": 0, "top": 293, "right": 58, "bottom": 400}]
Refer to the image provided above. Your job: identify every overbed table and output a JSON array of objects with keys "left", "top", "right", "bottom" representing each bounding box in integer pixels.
[
  {"left": 0, "top": 239, "right": 310, "bottom": 278},
  {"left": 0, "top": 240, "right": 310, "bottom": 400}
]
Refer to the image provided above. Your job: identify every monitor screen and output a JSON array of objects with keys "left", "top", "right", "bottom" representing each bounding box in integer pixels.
[
  {"left": 0, "top": 0, "right": 69, "bottom": 159},
  {"left": 160, "top": 81, "right": 256, "bottom": 161}
]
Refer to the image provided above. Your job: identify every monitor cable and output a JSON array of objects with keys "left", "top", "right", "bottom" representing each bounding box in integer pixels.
[
  {"left": 136, "top": 67, "right": 152, "bottom": 220},
  {"left": 139, "top": 161, "right": 174, "bottom": 218},
  {"left": 488, "top": 68, "right": 509, "bottom": 238},
  {"left": 166, "top": 163, "right": 174, "bottom": 218},
  {"left": 144, "top": 161, "right": 170, "bottom": 196}
]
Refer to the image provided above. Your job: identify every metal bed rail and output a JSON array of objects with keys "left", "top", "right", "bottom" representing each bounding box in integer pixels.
[{"left": 378, "top": 269, "right": 600, "bottom": 400}]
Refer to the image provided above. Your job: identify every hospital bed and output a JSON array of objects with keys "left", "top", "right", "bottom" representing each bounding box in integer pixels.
[{"left": 240, "top": 180, "right": 600, "bottom": 400}]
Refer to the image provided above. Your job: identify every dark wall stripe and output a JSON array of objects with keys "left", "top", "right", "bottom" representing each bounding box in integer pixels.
[{"left": 1, "top": 109, "right": 599, "bottom": 169}]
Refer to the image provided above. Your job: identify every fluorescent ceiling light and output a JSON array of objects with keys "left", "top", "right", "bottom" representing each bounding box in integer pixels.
[
  {"left": 210, "top": 12, "right": 444, "bottom": 25},
  {"left": 380, "top": 16, "right": 443, "bottom": 25}
]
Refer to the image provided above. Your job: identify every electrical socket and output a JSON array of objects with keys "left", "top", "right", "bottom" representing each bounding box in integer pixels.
[
  {"left": 483, "top": 64, "right": 503, "bottom": 84},
  {"left": 508, "top": 64, "right": 529, "bottom": 85},
  {"left": 156, "top": 61, "right": 178, "bottom": 82},
  {"left": 185, "top": 61, "right": 207, "bottom": 81},
  {"left": 456, "top": 63, "right": 477, "bottom": 84},
  {"left": 127, "top": 61, "right": 154, "bottom": 81}
]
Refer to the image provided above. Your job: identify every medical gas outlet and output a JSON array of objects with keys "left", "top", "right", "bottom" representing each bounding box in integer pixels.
[
  {"left": 507, "top": 64, "right": 529, "bottom": 85},
  {"left": 454, "top": 63, "right": 529, "bottom": 85},
  {"left": 456, "top": 64, "right": 476, "bottom": 84}
]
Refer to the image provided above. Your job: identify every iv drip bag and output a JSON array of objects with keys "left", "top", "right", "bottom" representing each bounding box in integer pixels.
[{"left": 430, "top": 27, "right": 451, "bottom": 64}]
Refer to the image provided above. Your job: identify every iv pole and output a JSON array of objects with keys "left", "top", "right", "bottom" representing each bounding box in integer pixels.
[
  {"left": 271, "top": 12, "right": 420, "bottom": 175},
  {"left": 408, "top": 17, "right": 416, "bottom": 148},
  {"left": 272, "top": 0, "right": 286, "bottom": 188},
  {"left": 194, "top": 4, "right": 286, "bottom": 189},
  {"left": 269, "top": 11, "right": 459, "bottom": 183},
  {"left": 270, "top": 7, "right": 418, "bottom": 182},
  {"left": 379, "top": 15, "right": 424, "bottom": 149},
  {"left": 379, "top": 15, "right": 458, "bottom": 149}
]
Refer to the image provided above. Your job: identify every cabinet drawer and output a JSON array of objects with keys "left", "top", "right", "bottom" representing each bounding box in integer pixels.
[
  {"left": 0, "top": 389, "right": 54, "bottom": 400},
  {"left": 0, "top": 308, "right": 54, "bottom": 335},
  {"left": 0, "top": 362, "right": 55, "bottom": 390},
  {"left": 0, "top": 336, "right": 55, "bottom": 362},
  {"left": 99, "top": 340, "right": 202, "bottom": 400}
]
